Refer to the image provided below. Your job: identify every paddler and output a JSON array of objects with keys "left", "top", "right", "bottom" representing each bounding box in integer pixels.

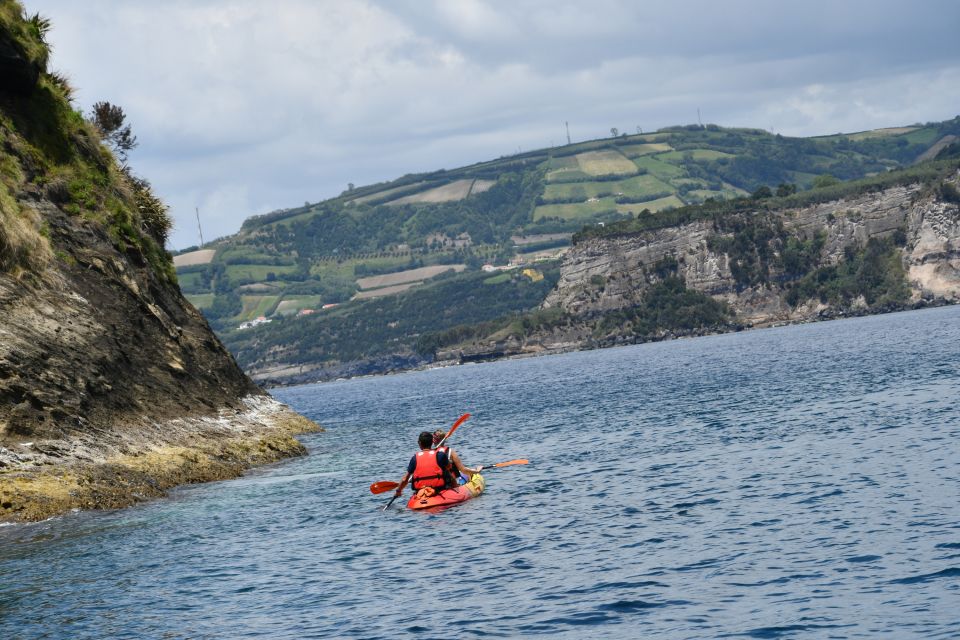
[
  {"left": 432, "top": 429, "right": 481, "bottom": 485},
  {"left": 393, "top": 432, "right": 481, "bottom": 500}
]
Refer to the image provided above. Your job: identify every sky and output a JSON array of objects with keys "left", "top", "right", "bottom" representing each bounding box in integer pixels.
[{"left": 28, "top": 0, "right": 960, "bottom": 250}]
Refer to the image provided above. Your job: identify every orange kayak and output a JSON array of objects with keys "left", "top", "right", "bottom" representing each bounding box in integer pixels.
[{"left": 406, "top": 474, "right": 485, "bottom": 510}]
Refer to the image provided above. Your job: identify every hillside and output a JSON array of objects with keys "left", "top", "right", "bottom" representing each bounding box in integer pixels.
[
  {"left": 0, "top": 3, "right": 318, "bottom": 522},
  {"left": 175, "top": 106, "right": 960, "bottom": 383},
  {"left": 177, "top": 119, "right": 960, "bottom": 332}
]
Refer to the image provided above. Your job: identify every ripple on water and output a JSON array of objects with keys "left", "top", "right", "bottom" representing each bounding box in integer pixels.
[{"left": 2, "top": 306, "right": 960, "bottom": 638}]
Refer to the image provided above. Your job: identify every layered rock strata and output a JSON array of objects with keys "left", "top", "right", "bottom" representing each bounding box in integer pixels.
[{"left": 543, "top": 178, "right": 960, "bottom": 326}]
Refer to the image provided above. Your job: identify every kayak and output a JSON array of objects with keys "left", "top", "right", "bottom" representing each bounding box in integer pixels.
[{"left": 407, "top": 473, "right": 485, "bottom": 510}]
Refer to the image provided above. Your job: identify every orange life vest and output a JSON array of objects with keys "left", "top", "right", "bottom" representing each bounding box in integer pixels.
[{"left": 412, "top": 449, "right": 446, "bottom": 490}]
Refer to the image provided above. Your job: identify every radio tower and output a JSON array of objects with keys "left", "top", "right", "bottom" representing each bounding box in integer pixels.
[
  {"left": 195, "top": 207, "right": 205, "bottom": 248},
  {"left": 565, "top": 121, "right": 571, "bottom": 145}
]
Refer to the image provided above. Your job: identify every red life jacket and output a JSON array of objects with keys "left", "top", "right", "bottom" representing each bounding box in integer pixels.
[{"left": 412, "top": 449, "right": 446, "bottom": 490}]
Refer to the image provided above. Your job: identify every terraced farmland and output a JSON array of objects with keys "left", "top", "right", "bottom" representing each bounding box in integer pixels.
[
  {"left": 353, "top": 282, "right": 421, "bottom": 299},
  {"left": 387, "top": 179, "right": 495, "bottom": 205},
  {"left": 620, "top": 142, "right": 672, "bottom": 157},
  {"left": 657, "top": 149, "right": 734, "bottom": 161},
  {"left": 534, "top": 198, "right": 619, "bottom": 221},
  {"left": 576, "top": 150, "right": 638, "bottom": 176},
  {"left": 542, "top": 174, "right": 673, "bottom": 203},
  {"left": 632, "top": 155, "right": 687, "bottom": 180},
  {"left": 356, "top": 264, "right": 466, "bottom": 290}
]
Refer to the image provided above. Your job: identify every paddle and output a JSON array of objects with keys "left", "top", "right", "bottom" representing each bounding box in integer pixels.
[
  {"left": 370, "top": 459, "right": 529, "bottom": 494},
  {"left": 379, "top": 413, "right": 471, "bottom": 511},
  {"left": 435, "top": 413, "right": 470, "bottom": 449}
]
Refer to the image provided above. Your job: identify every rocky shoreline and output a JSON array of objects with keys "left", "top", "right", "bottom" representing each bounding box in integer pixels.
[{"left": 0, "top": 396, "right": 321, "bottom": 523}]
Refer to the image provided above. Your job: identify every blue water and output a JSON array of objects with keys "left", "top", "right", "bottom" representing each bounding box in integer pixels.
[{"left": 2, "top": 306, "right": 960, "bottom": 639}]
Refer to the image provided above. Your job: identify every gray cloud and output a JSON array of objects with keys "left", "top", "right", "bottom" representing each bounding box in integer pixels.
[{"left": 27, "top": 0, "right": 960, "bottom": 249}]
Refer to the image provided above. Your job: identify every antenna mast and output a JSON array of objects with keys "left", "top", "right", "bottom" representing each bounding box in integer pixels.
[
  {"left": 565, "top": 121, "right": 571, "bottom": 145},
  {"left": 195, "top": 207, "right": 205, "bottom": 247}
]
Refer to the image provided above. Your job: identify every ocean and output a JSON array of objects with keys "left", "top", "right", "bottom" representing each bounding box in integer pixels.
[{"left": 2, "top": 305, "right": 959, "bottom": 638}]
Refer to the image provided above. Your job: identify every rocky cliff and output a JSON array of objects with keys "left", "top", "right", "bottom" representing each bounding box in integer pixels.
[
  {"left": 536, "top": 174, "right": 960, "bottom": 342},
  {"left": 0, "top": 4, "right": 318, "bottom": 522}
]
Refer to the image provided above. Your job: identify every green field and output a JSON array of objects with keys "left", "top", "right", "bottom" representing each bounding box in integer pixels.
[
  {"left": 902, "top": 127, "right": 941, "bottom": 145},
  {"left": 225, "top": 264, "right": 297, "bottom": 281},
  {"left": 185, "top": 293, "right": 215, "bottom": 310},
  {"left": 545, "top": 156, "right": 579, "bottom": 170},
  {"left": 633, "top": 155, "right": 687, "bottom": 180},
  {"left": 534, "top": 198, "right": 618, "bottom": 220},
  {"left": 348, "top": 181, "right": 427, "bottom": 205},
  {"left": 845, "top": 127, "right": 919, "bottom": 141},
  {"left": 620, "top": 142, "right": 673, "bottom": 157},
  {"left": 483, "top": 273, "right": 511, "bottom": 285},
  {"left": 545, "top": 168, "right": 592, "bottom": 183},
  {"left": 543, "top": 174, "right": 674, "bottom": 202},
  {"left": 274, "top": 296, "right": 323, "bottom": 315},
  {"left": 616, "top": 195, "right": 685, "bottom": 215},
  {"left": 576, "top": 150, "right": 638, "bottom": 176},
  {"left": 240, "top": 295, "right": 280, "bottom": 320},
  {"left": 657, "top": 149, "right": 734, "bottom": 161}
]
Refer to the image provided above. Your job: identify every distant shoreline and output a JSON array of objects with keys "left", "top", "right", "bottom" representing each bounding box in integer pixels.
[{"left": 255, "top": 298, "right": 957, "bottom": 389}]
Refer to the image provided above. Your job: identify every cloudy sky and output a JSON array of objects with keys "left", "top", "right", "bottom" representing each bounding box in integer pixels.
[{"left": 29, "top": 0, "right": 960, "bottom": 249}]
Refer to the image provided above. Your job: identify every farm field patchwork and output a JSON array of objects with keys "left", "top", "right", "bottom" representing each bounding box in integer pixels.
[
  {"left": 356, "top": 264, "right": 466, "bottom": 290},
  {"left": 225, "top": 264, "right": 298, "bottom": 281},
  {"left": 533, "top": 197, "right": 618, "bottom": 221},
  {"left": 632, "top": 155, "right": 687, "bottom": 180},
  {"left": 656, "top": 149, "right": 734, "bottom": 161},
  {"left": 619, "top": 142, "right": 673, "bottom": 157},
  {"left": 388, "top": 179, "right": 476, "bottom": 205},
  {"left": 542, "top": 174, "right": 674, "bottom": 202},
  {"left": 576, "top": 150, "right": 638, "bottom": 176},
  {"left": 353, "top": 282, "right": 421, "bottom": 299},
  {"left": 469, "top": 179, "right": 497, "bottom": 195},
  {"left": 843, "top": 127, "right": 919, "bottom": 141},
  {"left": 172, "top": 249, "right": 217, "bottom": 267},
  {"left": 240, "top": 295, "right": 280, "bottom": 320},
  {"left": 348, "top": 181, "right": 428, "bottom": 205}
]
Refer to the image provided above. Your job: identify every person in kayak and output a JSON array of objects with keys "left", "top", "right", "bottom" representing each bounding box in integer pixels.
[
  {"left": 432, "top": 429, "right": 481, "bottom": 485},
  {"left": 393, "top": 432, "right": 481, "bottom": 499}
]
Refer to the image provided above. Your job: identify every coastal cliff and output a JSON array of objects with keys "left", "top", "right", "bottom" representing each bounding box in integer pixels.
[
  {"left": 0, "top": 4, "right": 319, "bottom": 522},
  {"left": 544, "top": 178, "right": 960, "bottom": 322},
  {"left": 441, "top": 170, "right": 960, "bottom": 359}
]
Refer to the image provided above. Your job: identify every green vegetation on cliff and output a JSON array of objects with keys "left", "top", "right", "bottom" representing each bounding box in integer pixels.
[
  {"left": 785, "top": 236, "right": 910, "bottom": 307},
  {"left": 0, "top": 2, "right": 175, "bottom": 284}
]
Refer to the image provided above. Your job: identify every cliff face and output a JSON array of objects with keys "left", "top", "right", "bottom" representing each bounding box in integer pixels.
[
  {"left": 1, "top": 198, "right": 261, "bottom": 440},
  {"left": 542, "top": 177, "right": 960, "bottom": 329},
  {"left": 0, "top": 5, "right": 318, "bottom": 522}
]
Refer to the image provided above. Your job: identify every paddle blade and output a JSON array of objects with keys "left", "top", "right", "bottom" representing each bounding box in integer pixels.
[
  {"left": 446, "top": 413, "right": 470, "bottom": 439},
  {"left": 370, "top": 481, "right": 399, "bottom": 494},
  {"left": 488, "top": 459, "right": 529, "bottom": 469}
]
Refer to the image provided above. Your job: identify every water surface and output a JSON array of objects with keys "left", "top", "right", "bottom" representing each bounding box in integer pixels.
[{"left": 2, "top": 306, "right": 960, "bottom": 638}]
